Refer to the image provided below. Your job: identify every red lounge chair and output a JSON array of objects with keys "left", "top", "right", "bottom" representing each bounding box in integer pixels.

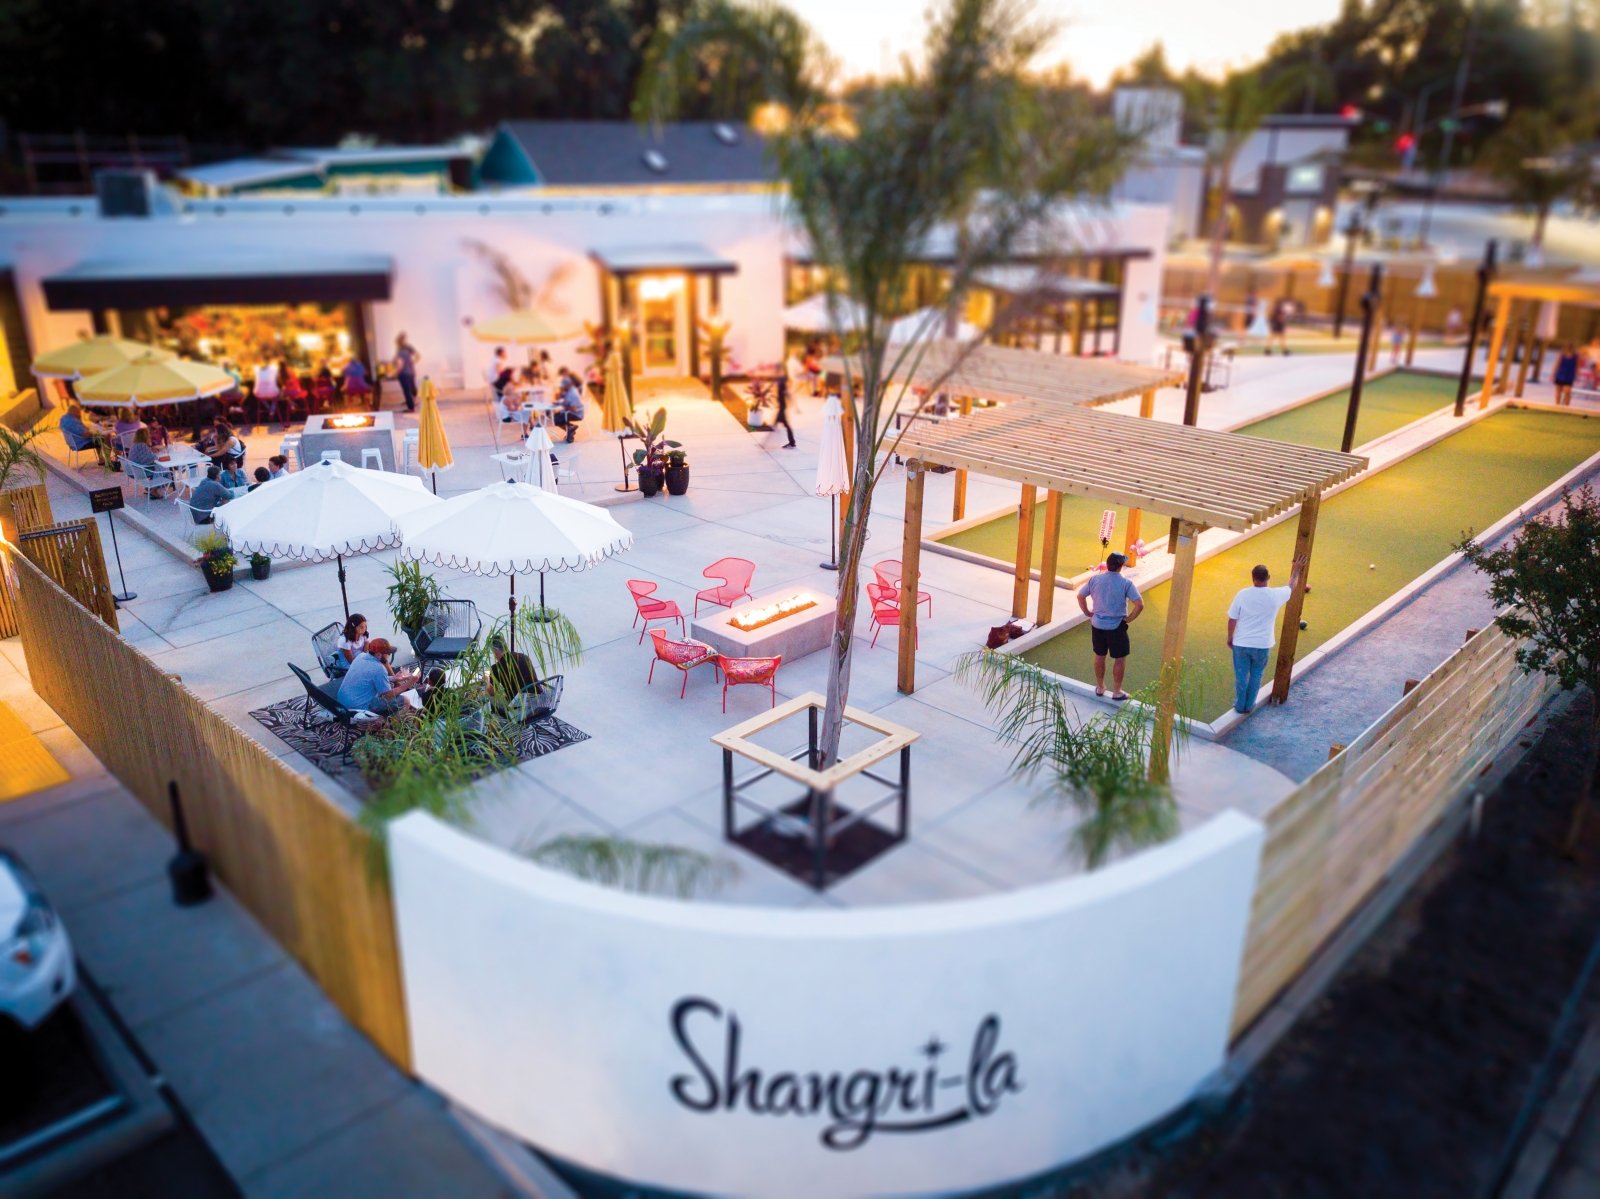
[
  {"left": 647, "top": 629, "right": 722, "bottom": 698},
  {"left": 867, "top": 582, "right": 916, "bottom": 649},
  {"left": 627, "top": 579, "right": 685, "bottom": 643},
  {"left": 717, "top": 654, "right": 781, "bottom": 713},
  {"left": 695, "top": 556, "right": 756, "bottom": 616},
  {"left": 872, "top": 558, "right": 932, "bottom": 617}
]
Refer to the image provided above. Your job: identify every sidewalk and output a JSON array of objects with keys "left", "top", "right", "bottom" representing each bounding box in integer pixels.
[{"left": 0, "top": 638, "right": 517, "bottom": 1198}]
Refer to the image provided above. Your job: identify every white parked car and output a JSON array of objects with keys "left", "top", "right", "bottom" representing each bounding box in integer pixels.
[{"left": 0, "top": 849, "right": 75, "bottom": 1030}]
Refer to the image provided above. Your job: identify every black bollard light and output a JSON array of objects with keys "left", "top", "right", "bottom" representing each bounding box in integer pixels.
[{"left": 167, "top": 782, "right": 212, "bottom": 906}]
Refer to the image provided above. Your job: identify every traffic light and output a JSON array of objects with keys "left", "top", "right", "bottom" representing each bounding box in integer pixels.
[
  {"left": 1395, "top": 132, "right": 1417, "bottom": 154},
  {"left": 1340, "top": 104, "right": 1362, "bottom": 120}
]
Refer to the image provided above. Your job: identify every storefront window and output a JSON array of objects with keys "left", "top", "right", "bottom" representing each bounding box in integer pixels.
[{"left": 118, "top": 302, "right": 365, "bottom": 373}]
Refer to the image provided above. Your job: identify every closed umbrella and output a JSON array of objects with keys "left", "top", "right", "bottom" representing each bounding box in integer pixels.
[
  {"left": 814, "top": 395, "right": 849, "bottom": 570},
  {"left": 33, "top": 336, "right": 173, "bottom": 381},
  {"left": 397, "top": 480, "right": 632, "bottom": 650},
  {"left": 75, "top": 354, "right": 233, "bottom": 408},
  {"left": 416, "top": 376, "right": 453, "bottom": 494},
  {"left": 524, "top": 424, "right": 559, "bottom": 492},
  {"left": 213, "top": 458, "right": 440, "bottom": 619},
  {"left": 470, "top": 310, "right": 581, "bottom": 344},
  {"left": 602, "top": 349, "right": 635, "bottom": 492}
]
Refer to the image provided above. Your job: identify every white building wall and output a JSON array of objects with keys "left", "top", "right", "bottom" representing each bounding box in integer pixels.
[{"left": 1228, "top": 127, "right": 1349, "bottom": 193}]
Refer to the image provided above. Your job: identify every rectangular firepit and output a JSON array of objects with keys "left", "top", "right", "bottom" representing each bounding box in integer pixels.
[
  {"left": 299, "top": 411, "right": 397, "bottom": 471},
  {"left": 691, "top": 588, "right": 836, "bottom": 662}
]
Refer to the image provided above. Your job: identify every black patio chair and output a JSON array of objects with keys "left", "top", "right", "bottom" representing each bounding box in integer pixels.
[
  {"left": 505, "top": 675, "right": 564, "bottom": 724},
  {"left": 310, "top": 622, "right": 347, "bottom": 681},
  {"left": 288, "top": 662, "right": 378, "bottom": 761},
  {"left": 414, "top": 598, "right": 482, "bottom": 671}
]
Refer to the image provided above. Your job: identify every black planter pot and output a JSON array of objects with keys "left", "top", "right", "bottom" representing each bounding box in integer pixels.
[
  {"left": 665, "top": 464, "right": 690, "bottom": 496},
  {"left": 250, "top": 560, "right": 271, "bottom": 580},
  {"left": 638, "top": 466, "right": 665, "bottom": 498},
  {"left": 200, "top": 558, "right": 235, "bottom": 593}
]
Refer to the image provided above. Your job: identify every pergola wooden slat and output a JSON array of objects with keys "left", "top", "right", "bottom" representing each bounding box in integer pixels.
[{"left": 894, "top": 403, "right": 1368, "bottom": 781}]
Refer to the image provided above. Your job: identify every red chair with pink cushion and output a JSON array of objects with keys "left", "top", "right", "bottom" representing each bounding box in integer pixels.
[
  {"left": 866, "top": 582, "right": 916, "bottom": 649},
  {"left": 627, "top": 579, "right": 685, "bottom": 643},
  {"left": 716, "top": 654, "right": 782, "bottom": 713},
  {"left": 647, "top": 629, "right": 721, "bottom": 698},
  {"left": 871, "top": 559, "right": 932, "bottom": 617},
  {"left": 695, "top": 557, "right": 756, "bottom": 616}
]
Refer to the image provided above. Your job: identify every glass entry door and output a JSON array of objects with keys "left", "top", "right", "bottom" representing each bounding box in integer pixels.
[{"left": 636, "top": 275, "right": 685, "bottom": 375}]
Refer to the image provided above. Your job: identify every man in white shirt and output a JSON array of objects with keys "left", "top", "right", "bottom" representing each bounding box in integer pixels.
[{"left": 1226, "top": 556, "right": 1306, "bottom": 715}]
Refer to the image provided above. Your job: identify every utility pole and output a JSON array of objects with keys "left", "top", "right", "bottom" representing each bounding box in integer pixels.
[
  {"left": 1333, "top": 209, "right": 1363, "bottom": 340},
  {"left": 1420, "top": 0, "right": 1480, "bottom": 247},
  {"left": 1455, "top": 240, "right": 1497, "bottom": 418}
]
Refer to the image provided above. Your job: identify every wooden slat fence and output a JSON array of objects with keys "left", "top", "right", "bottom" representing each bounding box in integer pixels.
[
  {"left": 1233, "top": 622, "right": 1557, "bottom": 1036},
  {"left": 7, "top": 549, "right": 411, "bottom": 1069},
  {"left": 0, "top": 483, "right": 57, "bottom": 637},
  {"left": 18, "top": 519, "right": 118, "bottom": 630}
]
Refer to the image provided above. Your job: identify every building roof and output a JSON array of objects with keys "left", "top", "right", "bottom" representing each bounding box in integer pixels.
[
  {"left": 178, "top": 158, "right": 324, "bottom": 191},
  {"left": 971, "top": 266, "right": 1121, "bottom": 300},
  {"left": 898, "top": 400, "right": 1367, "bottom": 531},
  {"left": 484, "top": 121, "right": 774, "bottom": 188},
  {"left": 589, "top": 244, "right": 739, "bottom": 277},
  {"left": 42, "top": 254, "right": 394, "bottom": 308}
]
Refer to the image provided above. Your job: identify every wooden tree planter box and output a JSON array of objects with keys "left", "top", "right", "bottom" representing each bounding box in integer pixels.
[{"left": 711, "top": 691, "right": 920, "bottom": 889}]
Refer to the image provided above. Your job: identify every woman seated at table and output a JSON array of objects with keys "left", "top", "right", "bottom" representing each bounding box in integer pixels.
[
  {"left": 207, "top": 420, "right": 245, "bottom": 468},
  {"left": 112, "top": 406, "right": 144, "bottom": 447},
  {"left": 336, "top": 639, "right": 419, "bottom": 718},
  {"left": 337, "top": 613, "right": 372, "bottom": 664},
  {"left": 488, "top": 635, "right": 538, "bottom": 711},
  {"left": 218, "top": 461, "right": 249, "bottom": 490},
  {"left": 126, "top": 428, "right": 175, "bottom": 497}
]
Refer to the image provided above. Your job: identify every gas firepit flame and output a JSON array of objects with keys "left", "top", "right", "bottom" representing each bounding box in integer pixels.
[
  {"left": 329, "top": 413, "right": 375, "bottom": 429},
  {"left": 729, "top": 593, "right": 818, "bottom": 632}
]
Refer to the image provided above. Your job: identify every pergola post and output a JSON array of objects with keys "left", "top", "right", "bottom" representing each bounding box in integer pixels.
[
  {"left": 1495, "top": 309, "right": 1520, "bottom": 394},
  {"left": 1269, "top": 491, "right": 1321, "bottom": 704},
  {"left": 897, "top": 462, "right": 926, "bottom": 695},
  {"left": 1478, "top": 294, "right": 1512, "bottom": 410},
  {"left": 1406, "top": 300, "right": 1423, "bottom": 366},
  {"left": 1036, "top": 490, "right": 1062, "bottom": 626},
  {"left": 1149, "top": 520, "right": 1201, "bottom": 785},
  {"left": 1514, "top": 318, "right": 1534, "bottom": 397},
  {"left": 951, "top": 396, "right": 973, "bottom": 521},
  {"left": 1012, "top": 484, "right": 1037, "bottom": 619},
  {"left": 1124, "top": 388, "right": 1157, "bottom": 564}
]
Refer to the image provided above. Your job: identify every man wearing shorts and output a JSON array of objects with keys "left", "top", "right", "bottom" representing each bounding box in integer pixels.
[{"left": 1077, "top": 552, "right": 1144, "bottom": 700}]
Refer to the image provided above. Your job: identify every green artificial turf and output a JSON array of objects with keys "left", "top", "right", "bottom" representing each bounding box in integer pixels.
[
  {"left": 941, "top": 372, "right": 1461, "bottom": 582},
  {"left": 1020, "top": 407, "right": 1600, "bottom": 721}
]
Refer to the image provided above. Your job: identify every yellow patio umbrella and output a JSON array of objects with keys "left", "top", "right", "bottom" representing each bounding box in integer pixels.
[
  {"left": 32, "top": 336, "right": 173, "bottom": 381},
  {"left": 75, "top": 354, "right": 234, "bottom": 408},
  {"left": 415, "top": 376, "right": 453, "bottom": 494},
  {"left": 470, "top": 310, "right": 581, "bottom": 344},
  {"left": 601, "top": 348, "right": 636, "bottom": 492}
]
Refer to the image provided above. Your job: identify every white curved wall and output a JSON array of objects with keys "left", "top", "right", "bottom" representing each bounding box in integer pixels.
[{"left": 389, "top": 810, "right": 1263, "bottom": 1198}]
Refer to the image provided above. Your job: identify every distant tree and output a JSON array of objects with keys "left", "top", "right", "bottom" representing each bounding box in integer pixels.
[
  {"left": 1479, "top": 108, "right": 1595, "bottom": 251},
  {"left": 1457, "top": 486, "right": 1600, "bottom": 852},
  {"left": 643, "top": 0, "right": 1134, "bottom": 768},
  {"left": 636, "top": 0, "right": 816, "bottom": 122}
]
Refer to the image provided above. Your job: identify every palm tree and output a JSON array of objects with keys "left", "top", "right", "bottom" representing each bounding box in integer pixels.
[
  {"left": 1196, "top": 67, "right": 1315, "bottom": 295},
  {"left": 1481, "top": 109, "right": 1594, "bottom": 255},
  {"left": 954, "top": 650, "right": 1184, "bottom": 869},
  {"left": 642, "top": 0, "right": 1134, "bottom": 767}
]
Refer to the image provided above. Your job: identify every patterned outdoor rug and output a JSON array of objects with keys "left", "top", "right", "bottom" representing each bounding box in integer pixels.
[{"left": 248, "top": 698, "right": 589, "bottom": 793}]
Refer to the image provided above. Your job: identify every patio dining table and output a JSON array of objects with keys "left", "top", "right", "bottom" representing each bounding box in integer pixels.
[{"left": 155, "top": 444, "right": 210, "bottom": 495}]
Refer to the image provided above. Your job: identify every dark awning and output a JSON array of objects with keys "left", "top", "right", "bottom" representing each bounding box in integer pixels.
[
  {"left": 589, "top": 244, "right": 738, "bottom": 278},
  {"left": 42, "top": 254, "right": 394, "bottom": 309}
]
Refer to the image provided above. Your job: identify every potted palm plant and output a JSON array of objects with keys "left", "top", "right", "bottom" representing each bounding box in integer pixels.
[
  {"left": 249, "top": 552, "right": 272, "bottom": 581},
  {"left": 386, "top": 559, "right": 443, "bottom": 651},
  {"left": 193, "top": 529, "right": 237, "bottom": 593},
  {"left": 628, "top": 408, "right": 681, "bottom": 498},
  {"left": 0, "top": 426, "right": 46, "bottom": 544}
]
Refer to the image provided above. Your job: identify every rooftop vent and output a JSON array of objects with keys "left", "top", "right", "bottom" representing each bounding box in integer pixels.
[
  {"left": 713, "top": 123, "right": 740, "bottom": 146},
  {"left": 642, "top": 148, "right": 669, "bottom": 174}
]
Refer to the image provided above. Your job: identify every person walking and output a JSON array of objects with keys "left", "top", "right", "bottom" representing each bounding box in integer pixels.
[
  {"left": 771, "top": 375, "right": 797, "bottom": 448},
  {"left": 1553, "top": 343, "right": 1580, "bottom": 406},
  {"left": 392, "top": 333, "right": 421, "bottom": 412},
  {"left": 1225, "top": 556, "right": 1306, "bottom": 715},
  {"left": 1267, "top": 298, "right": 1290, "bottom": 356},
  {"left": 1077, "top": 552, "right": 1143, "bottom": 701}
]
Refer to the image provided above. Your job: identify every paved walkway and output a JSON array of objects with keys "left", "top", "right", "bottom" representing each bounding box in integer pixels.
[{"left": 0, "top": 640, "right": 516, "bottom": 1198}]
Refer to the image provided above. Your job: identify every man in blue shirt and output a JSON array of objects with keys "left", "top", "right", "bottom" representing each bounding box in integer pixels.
[
  {"left": 336, "top": 639, "right": 416, "bottom": 716},
  {"left": 188, "top": 466, "right": 232, "bottom": 524},
  {"left": 553, "top": 373, "right": 585, "bottom": 443},
  {"left": 1076, "top": 552, "right": 1144, "bottom": 701},
  {"left": 59, "top": 403, "right": 111, "bottom": 467}
]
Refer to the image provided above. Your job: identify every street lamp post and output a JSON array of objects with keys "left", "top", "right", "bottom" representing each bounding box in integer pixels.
[{"left": 1332, "top": 209, "right": 1364, "bottom": 340}]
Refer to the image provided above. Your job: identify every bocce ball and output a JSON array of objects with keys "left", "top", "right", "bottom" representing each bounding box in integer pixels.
[{"left": 1299, "top": 620, "right": 1308, "bottom": 630}]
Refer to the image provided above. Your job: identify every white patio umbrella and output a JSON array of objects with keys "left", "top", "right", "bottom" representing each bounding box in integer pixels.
[
  {"left": 886, "top": 307, "right": 982, "bottom": 344},
  {"left": 815, "top": 394, "right": 849, "bottom": 570},
  {"left": 524, "top": 424, "right": 559, "bottom": 492},
  {"left": 396, "top": 480, "right": 632, "bottom": 650},
  {"left": 212, "top": 458, "right": 440, "bottom": 619},
  {"left": 782, "top": 292, "right": 868, "bottom": 334}
]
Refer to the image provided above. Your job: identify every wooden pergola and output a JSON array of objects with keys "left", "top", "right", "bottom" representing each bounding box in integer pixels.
[
  {"left": 1478, "top": 275, "right": 1600, "bottom": 408},
  {"left": 895, "top": 404, "right": 1367, "bottom": 779},
  {"left": 824, "top": 342, "right": 1181, "bottom": 533}
]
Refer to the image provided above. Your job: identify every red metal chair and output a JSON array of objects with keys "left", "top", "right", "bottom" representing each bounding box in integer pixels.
[
  {"left": 695, "top": 556, "right": 756, "bottom": 616},
  {"left": 867, "top": 582, "right": 917, "bottom": 649},
  {"left": 716, "top": 654, "right": 782, "bottom": 713},
  {"left": 627, "top": 579, "right": 686, "bottom": 643},
  {"left": 872, "top": 559, "right": 932, "bottom": 617},
  {"left": 647, "top": 629, "right": 721, "bottom": 698}
]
